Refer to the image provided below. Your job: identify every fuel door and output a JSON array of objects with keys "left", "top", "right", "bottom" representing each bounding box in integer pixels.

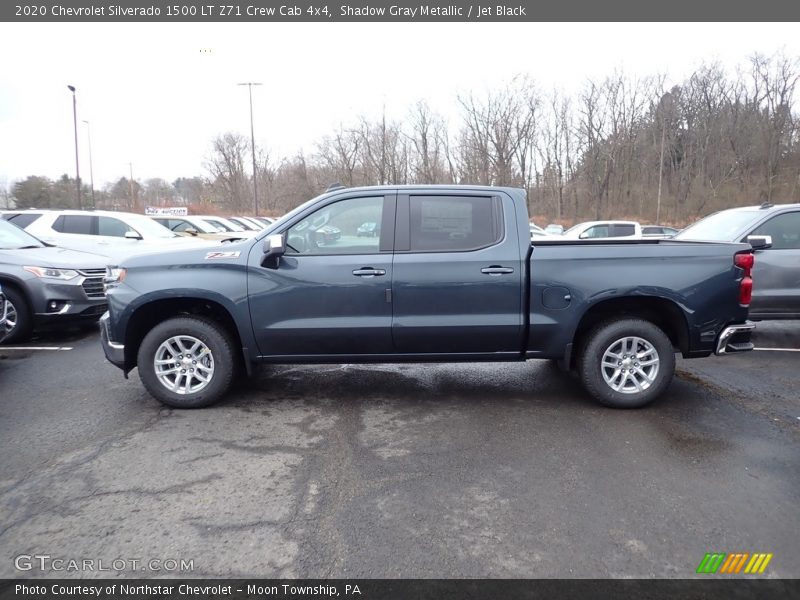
[{"left": 542, "top": 286, "right": 572, "bottom": 310}]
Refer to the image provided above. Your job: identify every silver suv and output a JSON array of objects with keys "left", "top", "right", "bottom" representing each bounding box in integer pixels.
[
  {"left": 675, "top": 203, "right": 800, "bottom": 320},
  {"left": 0, "top": 219, "right": 108, "bottom": 343}
]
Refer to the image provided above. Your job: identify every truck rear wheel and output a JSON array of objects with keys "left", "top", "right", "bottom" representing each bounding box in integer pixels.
[
  {"left": 578, "top": 318, "right": 675, "bottom": 408},
  {"left": 137, "top": 316, "right": 235, "bottom": 408}
]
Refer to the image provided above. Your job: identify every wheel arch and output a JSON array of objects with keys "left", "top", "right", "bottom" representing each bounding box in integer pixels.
[
  {"left": 122, "top": 297, "right": 248, "bottom": 374},
  {"left": 571, "top": 296, "right": 689, "bottom": 367}
]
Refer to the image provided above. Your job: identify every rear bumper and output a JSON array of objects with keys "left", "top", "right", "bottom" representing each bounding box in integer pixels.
[
  {"left": 99, "top": 311, "right": 125, "bottom": 369},
  {"left": 715, "top": 321, "right": 755, "bottom": 355}
]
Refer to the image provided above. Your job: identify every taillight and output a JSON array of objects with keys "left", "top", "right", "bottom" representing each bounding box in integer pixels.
[
  {"left": 735, "top": 253, "right": 754, "bottom": 274},
  {"left": 735, "top": 252, "right": 754, "bottom": 306}
]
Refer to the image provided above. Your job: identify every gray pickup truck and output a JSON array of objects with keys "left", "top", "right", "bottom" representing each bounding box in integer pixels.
[{"left": 100, "top": 185, "right": 755, "bottom": 409}]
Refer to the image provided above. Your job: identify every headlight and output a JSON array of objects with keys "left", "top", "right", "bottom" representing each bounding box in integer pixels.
[
  {"left": 103, "top": 267, "right": 127, "bottom": 289},
  {"left": 23, "top": 266, "right": 79, "bottom": 280}
]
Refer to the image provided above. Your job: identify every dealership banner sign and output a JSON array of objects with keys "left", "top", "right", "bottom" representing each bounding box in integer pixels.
[{"left": 145, "top": 207, "right": 189, "bottom": 217}]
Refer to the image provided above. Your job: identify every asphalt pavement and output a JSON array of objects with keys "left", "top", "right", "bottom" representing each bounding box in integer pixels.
[{"left": 0, "top": 322, "right": 798, "bottom": 578}]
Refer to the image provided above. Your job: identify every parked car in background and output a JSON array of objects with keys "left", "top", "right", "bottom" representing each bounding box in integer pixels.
[
  {"left": 315, "top": 225, "right": 342, "bottom": 244},
  {"left": 674, "top": 203, "right": 800, "bottom": 319},
  {"left": 2, "top": 209, "right": 207, "bottom": 262},
  {"left": 229, "top": 217, "right": 266, "bottom": 231},
  {"left": 642, "top": 225, "right": 680, "bottom": 238},
  {"left": 561, "top": 221, "right": 642, "bottom": 240},
  {"left": 196, "top": 216, "right": 259, "bottom": 239},
  {"left": 0, "top": 284, "right": 6, "bottom": 343},
  {"left": 151, "top": 216, "right": 238, "bottom": 241},
  {"left": 544, "top": 224, "right": 565, "bottom": 235},
  {"left": 254, "top": 217, "right": 276, "bottom": 226},
  {"left": 357, "top": 221, "right": 380, "bottom": 237},
  {"left": 530, "top": 223, "right": 549, "bottom": 239},
  {"left": 0, "top": 219, "right": 108, "bottom": 343}
]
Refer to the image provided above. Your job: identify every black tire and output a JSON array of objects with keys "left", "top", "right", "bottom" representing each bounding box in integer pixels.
[
  {"left": 137, "top": 316, "right": 235, "bottom": 408},
  {"left": 2, "top": 287, "right": 33, "bottom": 344},
  {"left": 577, "top": 318, "right": 675, "bottom": 409}
]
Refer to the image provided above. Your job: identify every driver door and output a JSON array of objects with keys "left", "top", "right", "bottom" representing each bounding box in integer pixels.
[{"left": 248, "top": 193, "right": 396, "bottom": 357}]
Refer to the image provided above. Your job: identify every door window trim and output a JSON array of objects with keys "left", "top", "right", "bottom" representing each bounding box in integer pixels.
[
  {"left": 280, "top": 193, "right": 397, "bottom": 257},
  {"left": 394, "top": 193, "right": 505, "bottom": 254}
]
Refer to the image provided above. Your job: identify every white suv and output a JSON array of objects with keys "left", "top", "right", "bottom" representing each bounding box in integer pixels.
[{"left": 2, "top": 210, "right": 209, "bottom": 262}]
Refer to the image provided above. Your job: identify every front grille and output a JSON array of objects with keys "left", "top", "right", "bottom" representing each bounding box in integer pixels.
[
  {"left": 82, "top": 277, "right": 106, "bottom": 298},
  {"left": 80, "top": 303, "right": 108, "bottom": 317},
  {"left": 78, "top": 269, "right": 108, "bottom": 299}
]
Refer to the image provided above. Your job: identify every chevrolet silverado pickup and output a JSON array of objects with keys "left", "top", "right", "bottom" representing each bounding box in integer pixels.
[{"left": 100, "top": 185, "right": 755, "bottom": 409}]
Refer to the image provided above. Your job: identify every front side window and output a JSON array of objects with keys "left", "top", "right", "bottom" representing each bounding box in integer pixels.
[
  {"left": 98, "top": 217, "right": 136, "bottom": 237},
  {"left": 408, "top": 196, "right": 499, "bottom": 252},
  {"left": 286, "top": 196, "right": 384, "bottom": 255},
  {"left": 581, "top": 225, "right": 610, "bottom": 239},
  {"left": 750, "top": 212, "right": 800, "bottom": 250}
]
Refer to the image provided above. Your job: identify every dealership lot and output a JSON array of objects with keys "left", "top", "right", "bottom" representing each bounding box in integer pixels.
[{"left": 0, "top": 323, "right": 798, "bottom": 578}]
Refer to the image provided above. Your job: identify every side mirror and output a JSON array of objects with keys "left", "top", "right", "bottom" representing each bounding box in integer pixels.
[
  {"left": 124, "top": 231, "right": 142, "bottom": 240},
  {"left": 747, "top": 235, "right": 772, "bottom": 250},
  {"left": 261, "top": 233, "right": 286, "bottom": 268},
  {"left": 185, "top": 228, "right": 199, "bottom": 236}
]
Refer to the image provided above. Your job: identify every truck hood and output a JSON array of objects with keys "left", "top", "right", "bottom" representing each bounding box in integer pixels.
[
  {"left": 0, "top": 246, "right": 110, "bottom": 270},
  {"left": 119, "top": 238, "right": 254, "bottom": 269}
]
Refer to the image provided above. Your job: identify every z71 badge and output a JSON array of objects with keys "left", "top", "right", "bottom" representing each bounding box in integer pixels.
[{"left": 205, "top": 251, "right": 241, "bottom": 260}]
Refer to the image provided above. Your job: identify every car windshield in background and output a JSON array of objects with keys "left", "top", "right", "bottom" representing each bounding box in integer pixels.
[
  {"left": 675, "top": 210, "right": 762, "bottom": 241},
  {"left": 0, "top": 219, "right": 45, "bottom": 249},
  {"left": 125, "top": 215, "right": 181, "bottom": 238}
]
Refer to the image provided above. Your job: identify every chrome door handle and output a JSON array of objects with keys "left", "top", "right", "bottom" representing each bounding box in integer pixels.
[
  {"left": 481, "top": 266, "right": 514, "bottom": 275},
  {"left": 352, "top": 268, "right": 386, "bottom": 277}
]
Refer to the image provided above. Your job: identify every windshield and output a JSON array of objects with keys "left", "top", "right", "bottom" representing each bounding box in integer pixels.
[
  {"left": 0, "top": 219, "right": 45, "bottom": 249},
  {"left": 124, "top": 214, "right": 180, "bottom": 238},
  {"left": 674, "top": 210, "right": 761, "bottom": 242},
  {"left": 187, "top": 218, "right": 222, "bottom": 233},
  {"left": 201, "top": 217, "right": 244, "bottom": 232}
]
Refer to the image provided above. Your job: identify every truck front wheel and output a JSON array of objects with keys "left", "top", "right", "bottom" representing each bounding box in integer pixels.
[
  {"left": 578, "top": 318, "right": 675, "bottom": 408},
  {"left": 137, "top": 316, "right": 235, "bottom": 408}
]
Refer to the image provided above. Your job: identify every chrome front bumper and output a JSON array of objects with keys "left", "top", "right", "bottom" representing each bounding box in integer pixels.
[{"left": 715, "top": 321, "right": 755, "bottom": 355}]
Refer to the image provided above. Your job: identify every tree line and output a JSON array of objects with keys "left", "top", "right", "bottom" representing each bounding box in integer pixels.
[{"left": 9, "top": 52, "right": 799, "bottom": 227}]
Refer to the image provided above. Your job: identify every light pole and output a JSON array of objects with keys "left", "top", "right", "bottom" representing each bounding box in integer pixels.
[
  {"left": 82, "top": 120, "right": 95, "bottom": 208},
  {"left": 237, "top": 82, "right": 262, "bottom": 216},
  {"left": 128, "top": 162, "right": 135, "bottom": 209},
  {"left": 67, "top": 85, "right": 82, "bottom": 209}
]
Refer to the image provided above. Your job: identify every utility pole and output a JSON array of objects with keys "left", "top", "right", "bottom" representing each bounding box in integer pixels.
[
  {"left": 128, "top": 163, "right": 135, "bottom": 210},
  {"left": 237, "top": 82, "right": 262, "bottom": 216},
  {"left": 67, "top": 85, "right": 82, "bottom": 209},
  {"left": 82, "top": 120, "right": 96, "bottom": 207}
]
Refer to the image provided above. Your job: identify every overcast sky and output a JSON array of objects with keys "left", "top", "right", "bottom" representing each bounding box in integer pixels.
[{"left": 1, "top": 22, "right": 798, "bottom": 190}]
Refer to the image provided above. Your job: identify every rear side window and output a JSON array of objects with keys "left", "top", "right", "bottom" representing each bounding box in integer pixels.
[
  {"left": 751, "top": 212, "right": 800, "bottom": 250},
  {"left": 408, "top": 196, "right": 501, "bottom": 252},
  {"left": 53, "top": 215, "right": 94, "bottom": 235},
  {"left": 612, "top": 224, "right": 636, "bottom": 237},
  {"left": 4, "top": 213, "right": 42, "bottom": 228}
]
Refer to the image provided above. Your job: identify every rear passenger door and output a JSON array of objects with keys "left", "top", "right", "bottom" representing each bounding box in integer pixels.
[{"left": 391, "top": 192, "right": 523, "bottom": 355}]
